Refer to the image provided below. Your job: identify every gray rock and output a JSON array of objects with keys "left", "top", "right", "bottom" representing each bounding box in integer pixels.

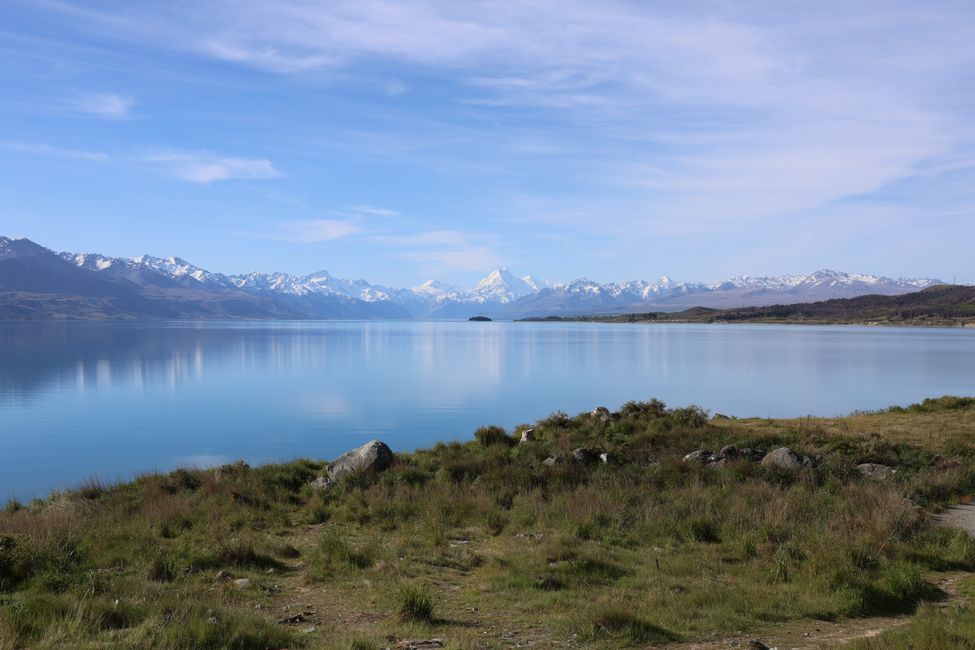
[
  {"left": 857, "top": 463, "right": 896, "bottom": 480},
  {"left": 718, "top": 445, "right": 739, "bottom": 459},
  {"left": 519, "top": 428, "right": 535, "bottom": 444},
  {"left": 761, "top": 447, "right": 813, "bottom": 470},
  {"left": 683, "top": 449, "right": 715, "bottom": 464},
  {"left": 308, "top": 476, "right": 334, "bottom": 491},
  {"left": 542, "top": 456, "right": 561, "bottom": 467},
  {"left": 571, "top": 448, "right": 599, "bottom": 465},
  {"left": 590, "top": 406, "right": 611, "bottom": 422},
  {"left": 740, "top": 448, "right": 766, "bottom": 462},
  {"left": 233, "top": 578, "right": 252, "bottom": 589},
  {"left": 394, "top": 640, "right": 445, "bottom": 650},
  {"left": 327, "top": 440, "right": 394, "bottom": 482}
]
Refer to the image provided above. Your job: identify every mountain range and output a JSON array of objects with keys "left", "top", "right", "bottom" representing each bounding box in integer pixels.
[{"left": 0, "top": 235, "right": 945, "bottom": 320}]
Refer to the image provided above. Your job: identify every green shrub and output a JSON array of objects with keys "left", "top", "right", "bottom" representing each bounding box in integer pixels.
[
  {"left": 397, "top": 582, "right": 434, "bottom": 622},
  {"left": 582, "top": 604, "right": 677, "bottom": 645},
  {"left": 474, "top": 425, "right": 514, "bottom": 447}
]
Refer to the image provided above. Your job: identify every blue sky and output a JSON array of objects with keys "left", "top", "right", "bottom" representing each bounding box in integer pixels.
[{"left": 1, "top": 1, "right": 973, "bottom": 286}]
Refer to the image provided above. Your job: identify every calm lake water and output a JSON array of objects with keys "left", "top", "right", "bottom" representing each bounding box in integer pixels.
[{"left": 2, "top": 320, "right": 973, "bottom": 499}]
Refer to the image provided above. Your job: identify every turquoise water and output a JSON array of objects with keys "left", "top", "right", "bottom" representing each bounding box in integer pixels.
[{"left": 1, "top": 320, "right": 973, "bottom": 499}]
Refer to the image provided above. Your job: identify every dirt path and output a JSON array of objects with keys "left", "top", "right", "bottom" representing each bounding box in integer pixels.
[{"left": 932, "top": 503, "right": 975, "bottom": 538}]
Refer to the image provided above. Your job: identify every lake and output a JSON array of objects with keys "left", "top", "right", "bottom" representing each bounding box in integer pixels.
[{"left": 2, "top": 320, "right": 973, "bottom": 500}]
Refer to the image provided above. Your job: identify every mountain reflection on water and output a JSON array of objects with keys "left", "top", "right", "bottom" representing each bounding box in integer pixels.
[{"left": 1, "top": 320, "right": 973, "bottom": 499}]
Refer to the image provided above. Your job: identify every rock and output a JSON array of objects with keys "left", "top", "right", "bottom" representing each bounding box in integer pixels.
[
  {"left": 327, "top": 440, "right": 394, "bottom": 482},
  {"left": 542, "top": 456, "right": 561, "bottom": 467},
  {"left": 394, "top": 640, "right": 445, "bottom": 650},
  {"left": 761, "top": 447, "right": 813, "bottom": 470},
  {"left": 571, "top": 448, "right": 599, "bottom": 465},
  {"left": 857, "top": 463, "right": 896, "bottom": 480},
  {"left": 740, "top": 448, "right": 766, "bottom": 462},
  {"left": 713, "top": 413, "right": 731, "bottom": 420},
  {"left": 683, "top": 449, "right": 715, "bottom": 464},
  {"left": 590, "top": 406, "right": 613, "bottom": 423},
  {"left": 519, "top": 428, "right": 535, "bottom": 444},
  {"left": 308, "top": 476, "right": 334, "bottom": 491},
  {"left": 599, "top": 452, "right": 613, "bottom": 464},
  {"left": 747, "top": 640, "right": 770, "bottom": 650},
  {"left": 233, "top": 578, "right": 252, "bottom": 589},
  {"left": 718, "top": 445, "right": 739, "bottom": 459}
]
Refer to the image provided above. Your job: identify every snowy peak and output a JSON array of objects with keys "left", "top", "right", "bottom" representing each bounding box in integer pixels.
[
  {"left": 29, "top": 234, "right": 947, "bottom": 319},
  {"left": 473, "top": 268, "right": 538, "bottom": 303},
  {"left": 412, "top": 279, "right": 456, "bottom": 298}
]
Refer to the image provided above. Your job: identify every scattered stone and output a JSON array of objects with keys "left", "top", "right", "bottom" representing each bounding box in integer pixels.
[
  {"left": 590, "top": 406, "right": 611, "bottom": 423},
  {"left": 739, "top": 448, "right": 767, "bottom": 462},
  {"left": 232, "top": 578, "right": 252, "bottom": 589},
  {"left": 328, "top": 439, "right": 395, "bottom": 481},
  {"left": 519, "top": 428, "right": 535, "bottom": 444},
  {"left": 308, "top": 476, "right": 333, "bottom": 491},
  {"left": 393, "top": 640, "right": 445, "bottom": 650},
  {"left": 683, "top": 449, "right": 715, "bottom": 464},
  {"left": 761, "top": 447, "right": 813, "bottom": 470},
  {"left": 857, "top": 463, "right": 896, "bottom": 480},
  {"left": 571, "top": 447, "right": 600, "bottom": 465},
  {"left": 719, "top": 445, "right": 739, "bottom": 459},
  {"left": 542, "top": 455, "right": 562, "bottom": 467},
  {"left": 278, "top": 611, "right": 315, "bottom": 625}
]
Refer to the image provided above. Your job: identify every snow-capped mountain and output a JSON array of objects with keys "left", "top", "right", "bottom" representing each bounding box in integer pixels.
[{"left": 0, "top": 236, "right": 943, "bottom": 320}]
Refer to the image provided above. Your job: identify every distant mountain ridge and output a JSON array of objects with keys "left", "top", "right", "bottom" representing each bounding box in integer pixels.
[{"left": 0, "top": 235, "right": 945, "bottom": 320}]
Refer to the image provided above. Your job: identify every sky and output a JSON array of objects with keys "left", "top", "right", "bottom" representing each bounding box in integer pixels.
[{"left": 0, "top": 0, "right": 973, "bottom": 287}]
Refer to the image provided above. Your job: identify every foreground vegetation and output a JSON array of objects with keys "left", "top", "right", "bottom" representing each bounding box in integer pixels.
[
  {"left": 524, "top": 284, "right": 975, "bottom": 326},
  {"left": 3, "top": 397, "right": 975, "bottom": 649}
]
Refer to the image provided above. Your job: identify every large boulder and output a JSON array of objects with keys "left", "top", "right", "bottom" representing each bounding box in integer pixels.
[
  {"left": 327, "top": 440, "right": 394, "bottom": 482},
  {"left": 857, "top": 463, "right": 896, "bottom": 481},
  {"left": 761, "top": 447, "right": 813, "bottom": 470}
]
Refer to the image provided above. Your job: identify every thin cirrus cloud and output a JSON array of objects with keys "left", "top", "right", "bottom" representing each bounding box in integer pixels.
[
  {"left": 73, "top": 93, "right": 135, "bottom": 119},
  {"left": 375, "top": 230, "right": 502, "bottom": 273},
  {"left": 0, "top": 141, "right": 109, "bottom": 162},
  {"left": 138, "top": 150, "right": 280, "bottom": 184},
  {"left": 274, "top": 219, "right": 364, "bottom": 242}
]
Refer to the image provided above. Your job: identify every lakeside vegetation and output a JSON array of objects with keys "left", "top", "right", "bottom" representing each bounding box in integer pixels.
[
  {"left": 522, "top": 284, "right": 975, "bottom": 327},
  {"left": 3, "top": 397, "right": 975, "bottom": 648}
]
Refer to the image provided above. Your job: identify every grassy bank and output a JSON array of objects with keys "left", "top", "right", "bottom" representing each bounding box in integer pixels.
[
  {"left": 521, "top": 284, "right": 975, "bottom": 327},
  {"left": 3, "top": 397, "right": 975, "bottom": 649}
]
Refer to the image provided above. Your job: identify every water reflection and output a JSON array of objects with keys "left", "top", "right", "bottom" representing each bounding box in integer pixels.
[{"left": 1, "top": 321, "right": 973, "bottom": 500}]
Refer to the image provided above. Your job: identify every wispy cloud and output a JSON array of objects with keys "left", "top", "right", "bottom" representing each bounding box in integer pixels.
[
  {"left": 0, "top": 141, "right": 109, "bottom": 162},
  {"left": 139, "top": 150, "right": 280, "bottom": 183},
  {"left": 376, "top": 230, "right": 502, "bottom": 272},
  {"left": 275, "top": 219, "right": 363, "bottom": 242},
  {"left": 73, "top": 93, "right": 135, "bottom": 119},
  {"left": 346, "top": 205, "right": 398, "bottom": 218}
]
